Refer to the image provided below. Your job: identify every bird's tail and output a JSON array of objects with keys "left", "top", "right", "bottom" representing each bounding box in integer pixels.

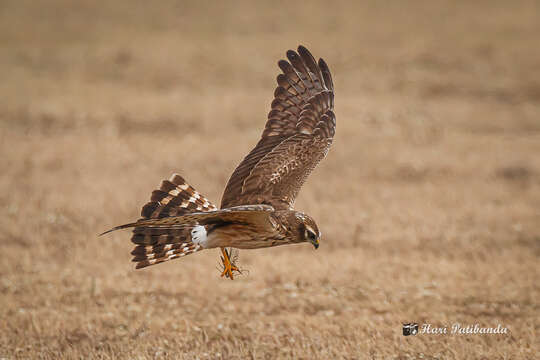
[{"left": 102, "top": 174, "right": 218, "bottom": 269}]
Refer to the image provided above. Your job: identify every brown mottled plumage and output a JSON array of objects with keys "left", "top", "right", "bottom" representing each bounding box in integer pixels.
[
  {"left": 101, "top": 45, "right": 335, "bottom": 279},
  {"left": 221, "top": 47, "right": 335, "bottom": 210}
]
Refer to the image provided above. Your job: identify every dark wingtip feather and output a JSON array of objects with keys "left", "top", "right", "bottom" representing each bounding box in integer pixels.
[
  {"left": 278, "top": 59, "right": 290, "bottom": 72},
  {"left": 286, "top": 49, "right": 299, "bottom": 62},
  {"left": 297, "top": 45, "right": 314, "bottom": 63},
  {"left": 298, "top": 45, "right": 324, "bottom": 85},
  {"left": 318, "top": 58, "right": 333, "bottom": 91},
  {"left": 297, "top": 45, "right": 316, "bottom": 66}
]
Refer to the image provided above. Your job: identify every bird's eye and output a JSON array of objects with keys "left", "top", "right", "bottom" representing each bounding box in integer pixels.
[{"left": 308, "top": 231, "right": 316, "bottom": 240}]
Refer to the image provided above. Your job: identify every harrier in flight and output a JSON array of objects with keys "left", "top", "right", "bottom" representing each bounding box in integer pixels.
[{"left": 102, "top": 45, "right": 335, "bottom": 279}]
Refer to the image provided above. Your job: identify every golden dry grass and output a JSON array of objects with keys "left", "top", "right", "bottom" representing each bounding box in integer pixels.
[{"left": 1, "top": 0, "right": 539, "bottom": 359}]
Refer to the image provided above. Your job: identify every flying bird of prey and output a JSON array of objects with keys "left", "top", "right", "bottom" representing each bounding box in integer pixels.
[{"left": 101, "top": 45, "right": 335, "bottom": 279}]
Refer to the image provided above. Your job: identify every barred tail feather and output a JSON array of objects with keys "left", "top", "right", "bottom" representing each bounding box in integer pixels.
[
  {"left": 133, "top": 242, "right": 203, "bottom": 269},
  {"left": 128, "top": 174, "right": 216, "bottom": 269},
  {"left": 100, "top": 173, "right": 217, "bottom": 269},
  {"left": 130, "top": 225, "right": 191, "bottom": 246},
  {"left": 140, "top": 173, "right": 218, "bottom": 219}
]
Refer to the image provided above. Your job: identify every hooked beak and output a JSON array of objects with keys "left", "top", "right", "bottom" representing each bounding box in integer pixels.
[{"left": 310, "top": 238, "right": 319, "bottom": 249}]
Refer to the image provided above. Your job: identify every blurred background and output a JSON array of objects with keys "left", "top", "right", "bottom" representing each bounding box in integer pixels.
[{"left": 1, "top": 1, "right": 538, "bottom": 358}]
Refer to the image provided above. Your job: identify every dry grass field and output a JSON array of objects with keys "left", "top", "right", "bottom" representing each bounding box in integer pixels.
[{"left": 1, "top": 1, "right": 539, "bottom": 359}]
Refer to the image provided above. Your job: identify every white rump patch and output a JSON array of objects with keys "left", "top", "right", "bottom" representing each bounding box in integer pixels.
[{"left": 191, "top": 225, "right": 208, "bottom": 248}]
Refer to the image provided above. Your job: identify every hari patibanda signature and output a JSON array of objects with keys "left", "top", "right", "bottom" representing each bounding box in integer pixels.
[{"left": 420, "top": 323, "right": 508, "bottom": 335}]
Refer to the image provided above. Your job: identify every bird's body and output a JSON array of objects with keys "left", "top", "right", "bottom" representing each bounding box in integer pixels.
[
  {"left": 101, "top": 45, "right": 335, "bottom": 279},
  {"left": 191, "top": 209, "right": 316, "bottom": 250}
]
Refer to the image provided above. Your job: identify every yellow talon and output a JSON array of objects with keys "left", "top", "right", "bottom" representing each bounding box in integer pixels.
[{"left": 220, "top": 247, "right": 241, "bottom": 280}]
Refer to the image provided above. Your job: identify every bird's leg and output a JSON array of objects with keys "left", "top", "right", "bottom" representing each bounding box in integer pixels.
[{"left": 220, "top": 247, "right": 240, "bottom": 280}]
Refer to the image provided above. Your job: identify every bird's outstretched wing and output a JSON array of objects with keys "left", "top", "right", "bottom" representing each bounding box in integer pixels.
[{"left": 221, "top": 45, "right": 335, "bottom": 210}]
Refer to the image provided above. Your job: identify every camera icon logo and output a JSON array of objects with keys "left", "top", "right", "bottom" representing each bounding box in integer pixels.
[{"left": 403, "top": 323, "right": 419, "bottom": 336}]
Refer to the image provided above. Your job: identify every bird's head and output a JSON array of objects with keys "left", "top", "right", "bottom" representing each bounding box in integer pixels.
[{"left": 295, "top": 212, "right": 321, "bottom": 249}]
